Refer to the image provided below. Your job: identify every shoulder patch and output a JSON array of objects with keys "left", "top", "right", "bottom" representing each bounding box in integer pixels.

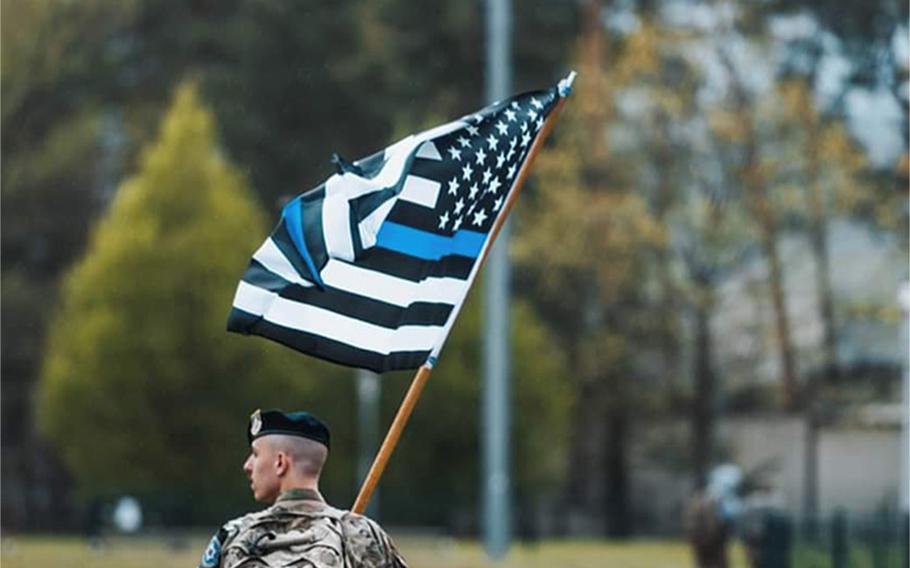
[
  {"left": 198, "top": 517, "right": 245, "bottom": 568},
  {"left": 199, "top": 532, "right": 223, "bottom": 568}
]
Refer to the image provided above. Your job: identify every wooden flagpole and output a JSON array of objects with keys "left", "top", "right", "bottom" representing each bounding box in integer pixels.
[
  {"left": 352, "top": 80, "right": 574, "bottom": 514},
  {"left": 352, "top": 363, "right": 432, "bottom": 513}
]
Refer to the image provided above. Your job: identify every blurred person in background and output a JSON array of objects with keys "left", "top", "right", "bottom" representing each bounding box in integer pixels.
[
  {"left": 198, "top": 409, "right": 407, "bottom": 568},
  {"left": 684, "top": 464, "right": 744, "bottom": 568},
  {"left": 686, "top": 462, "right": 789, "bottom": 568},
  {"left": 736, "top": 465, "right": 790, "bottom": 568}
]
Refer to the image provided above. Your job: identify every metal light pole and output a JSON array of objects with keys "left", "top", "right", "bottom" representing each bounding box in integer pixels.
[
  {"left": 483, "top": 0, "right": 512, "bottom": 559},
  {"left": 900, "top": 282, "right": 909, "bottom": 513},
  {"left": 357, "top": 368, "right": 381, "bottom": 520}
]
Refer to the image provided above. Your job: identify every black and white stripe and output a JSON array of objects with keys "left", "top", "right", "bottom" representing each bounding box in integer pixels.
[
  {"left": 229, "top": 235, "right": 464, "bottom": 371},
  {"left": 227, "top": 80, "right": 567, "bottom": 372}
]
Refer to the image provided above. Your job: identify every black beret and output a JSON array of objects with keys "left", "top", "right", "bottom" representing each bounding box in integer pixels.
[{"left": 248, "top": 409, "right": 330, "bottom": 449}]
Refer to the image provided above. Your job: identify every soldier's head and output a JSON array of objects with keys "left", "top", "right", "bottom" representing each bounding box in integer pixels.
[{"left": 243, "top": 409, "right": 330, "bottom": 503}]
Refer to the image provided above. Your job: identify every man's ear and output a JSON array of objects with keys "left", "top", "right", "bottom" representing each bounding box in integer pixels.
[{"left": 275, "top": 451, "right": 289, "bottom": 477}]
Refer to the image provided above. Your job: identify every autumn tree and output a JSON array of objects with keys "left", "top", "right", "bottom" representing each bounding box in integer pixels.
[
  {"left": 514, "top": 5, "right": 664, "bottom": 535},
  {"left": 760, "top": 77, "right": 876, "bottom": 525}
]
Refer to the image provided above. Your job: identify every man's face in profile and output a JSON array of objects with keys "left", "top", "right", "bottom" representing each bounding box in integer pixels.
[{"left": 243, "top": 437, "right": 281, "bottom": 503}]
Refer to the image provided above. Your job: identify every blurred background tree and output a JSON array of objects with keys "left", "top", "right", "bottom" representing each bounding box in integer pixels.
[
  {"left": 29, "top": 55, "right": 575, "bottom": 529},
  {"left": 35, "top": 82, "right": 346, "bottom": 523},
  {"left": 515, "top": 8, "right": 665, "bottom": 535},
  {"left": 2, "top": 0, "right": 579, "bottom": 528},
  {"left": 2, "top": 0, "right": 139, "bottom": 528},
  {"left": 379, "top": 297, "right": 571, "bottom": 530},
  {"left": 2, "top": 0, "right": 906, "bottom": 538}
]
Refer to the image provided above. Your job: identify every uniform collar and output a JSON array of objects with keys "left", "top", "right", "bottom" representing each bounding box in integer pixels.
[{"left": 275, "top": 488, "right": 324, "bottom": 503}]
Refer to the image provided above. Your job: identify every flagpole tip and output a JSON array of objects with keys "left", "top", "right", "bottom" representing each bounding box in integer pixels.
[{"left": 558, "top": 71, "right": 578, "bottom": 97}]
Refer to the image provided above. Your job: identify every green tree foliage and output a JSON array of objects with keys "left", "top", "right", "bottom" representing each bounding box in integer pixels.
[
  {"left": 8, "top": 0, "right": 581, "bottom": 527},
  {"left": 1, "top": 0, "right": 140, "bottom": 526},
  {"left": 1, "top": 0, "right": 118, "bottom": 392},
  {"left": 202, "top": 1, "right": 392, "bottom": 209},
  {"left": 359, "top": 0, "right": 579, "bottom": 133},
  {"left": 1, "top": 3, "right": 579, "bottom": 490},
  {"left": 34, "top": 81, "right": 570, "bottom": 525},
  {"left": 35, "top": 83, "right": 344, "bottom": 520},
  {"left": 378, "top": 295, "right": 571, "bottom": 526}
]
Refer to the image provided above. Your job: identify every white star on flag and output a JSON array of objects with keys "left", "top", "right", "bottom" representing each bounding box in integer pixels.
[{"left": 227, "top": 72, "right": 574, "bottom": 374}]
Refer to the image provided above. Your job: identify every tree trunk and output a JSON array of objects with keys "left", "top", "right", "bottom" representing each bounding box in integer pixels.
[
  {"left": 563, "top": 287, "right": 605, "bottom": 529},
  {"left": 692, "top": 282, "right": 716, "bottom": 489},
  {"left": 564, "top": 375, "right": 600, "bottom": 514},
  {"left": 802, "top": 401, "right": 819, "bottom": 533},
  {"left": 604, "top": 389, "right": 631, "bottom": 537},
  {"left": 654, "top": 113, "right": 681, "bottom": 388},
  {"left": 760, "top": 220, "right": 799, "bottom": 408},
  {"left": 721, "top": 52, "right": 800, "bottom": 410},
  {"left": 802, "top": 113, "right": 835, "bottom": 526},
  {"left": 742, "top": 131, "right": 799, "bottom": 409},
  {"left": 804, "top": 110, "right": 839, "bottom": 386},
  {"left": 563, "top": 1, "right": 612, "bottom": 531}
]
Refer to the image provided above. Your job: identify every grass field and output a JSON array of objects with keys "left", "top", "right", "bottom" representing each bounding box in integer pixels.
[{"left": 0, "top": 534, "right": 751, "bottom": 568}]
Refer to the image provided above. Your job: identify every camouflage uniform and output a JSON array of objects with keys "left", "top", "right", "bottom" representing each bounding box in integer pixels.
[{"left": 199, "top": 489, "right": 407, "bottom": 568}]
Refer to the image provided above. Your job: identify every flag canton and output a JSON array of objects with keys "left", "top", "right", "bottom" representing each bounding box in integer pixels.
[{"left": 385, "top": 90, "right": 558, "bottom": 240}]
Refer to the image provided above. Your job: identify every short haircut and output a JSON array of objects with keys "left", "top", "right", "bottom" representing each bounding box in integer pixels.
[{"left": 268, "top": 434, "right": 328, "bottom": 478}]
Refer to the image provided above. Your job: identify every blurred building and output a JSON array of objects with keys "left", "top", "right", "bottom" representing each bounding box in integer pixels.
[
  {"left": 551, "top": 217, "right": 905, "bottom": 537},
  {"left": 631, "top": 216, "right": 905, "bottom": 534},
  {"left": 633, "top": 413, "right": 901, "bottom": 534}
]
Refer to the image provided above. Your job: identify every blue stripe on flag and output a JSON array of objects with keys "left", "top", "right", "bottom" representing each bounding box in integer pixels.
[
  {"left": 281, "top": 197, "right": 326, "bottom": 288},
  {"left": 376, "top": 222, "right": 486, "bottom": 260}
]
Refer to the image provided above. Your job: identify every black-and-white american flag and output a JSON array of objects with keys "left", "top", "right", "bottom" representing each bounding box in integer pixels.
[{"left": 227, "top": 74, "right": 574, "bottom": 372}]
